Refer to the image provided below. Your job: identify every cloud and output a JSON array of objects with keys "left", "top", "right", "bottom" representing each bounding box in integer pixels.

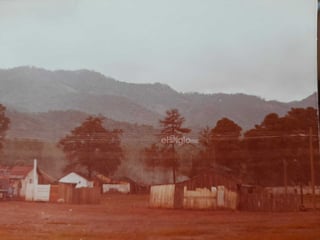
[{"left": 0, "top": 0, "right": 316, "bottom": 101}]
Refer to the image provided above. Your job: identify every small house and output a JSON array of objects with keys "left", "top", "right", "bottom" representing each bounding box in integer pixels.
[
  {"left": 52, "top": 172, "right": 100, "bottom": 204},
  {"left": 93, "top": 173, "right": 130, "bottom": 194},
  {"left": 9, "top": 160, "right": 55, "bottom": 200},
  {"left": 59, "top": 172, "right": 93, "bottom": 188},
  {"left": 116, "top": 177, "right": 150, "bottom": 194}
]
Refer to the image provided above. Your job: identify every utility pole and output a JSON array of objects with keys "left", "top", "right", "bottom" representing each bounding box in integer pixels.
[
  {"left": 317, "top": 0, "right": 320, "bottom": 115},
  {"left": 309, "top": 128, "right": 316, "bottom": 210}
]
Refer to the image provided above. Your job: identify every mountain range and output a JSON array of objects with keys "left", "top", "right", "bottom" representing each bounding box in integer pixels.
[{"left": 0, "top": 66, "right": 317, "bottom": 141}]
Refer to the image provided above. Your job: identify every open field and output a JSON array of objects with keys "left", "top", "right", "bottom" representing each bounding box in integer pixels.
[{"left": 0, "top": 194, "right": 319, "bottom": 240}]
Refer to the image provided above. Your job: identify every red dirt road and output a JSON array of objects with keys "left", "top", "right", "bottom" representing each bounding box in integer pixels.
[{"left": 0, "top": 194, "right": 319, "bottom": 240}]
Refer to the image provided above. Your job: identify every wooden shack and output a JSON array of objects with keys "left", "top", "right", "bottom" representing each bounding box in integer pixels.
[{"left": 150, "top": 167, "right": 240, "bottom": 210}]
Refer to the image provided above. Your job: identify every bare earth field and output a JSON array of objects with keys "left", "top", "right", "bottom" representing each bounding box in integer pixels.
[{"left": 0, "top": 194, "right": 319, "bottom": 240}]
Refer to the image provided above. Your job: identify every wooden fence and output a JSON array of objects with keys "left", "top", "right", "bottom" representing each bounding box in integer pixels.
[
  {"left": 238, "top": 191, "right": 299, "bottom": 211},
  {"left": 150, "top": 184, "right": 175, "bottom": 208},
  {"left": 34, "top": 185, "right": 51, "bottom": 201},
  {"left": 150, "top": 184, "right": 237, "bottom": 210},
  {"left": 25, "top": 184, "right": 51, "bottom": 202},
  {"left": 50, "top": 184, "right": 101, "bottom": 204},
  {"left": 183, "top": 187, "right": 216, "bottom": 209},
  {"left": 150, "top": 183, "right": 302, "bottom": 211}
]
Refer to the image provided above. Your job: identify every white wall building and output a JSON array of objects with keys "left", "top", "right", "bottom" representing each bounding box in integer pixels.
[{"left": 59, "top": 172, "right": 93, "bottom": 188}]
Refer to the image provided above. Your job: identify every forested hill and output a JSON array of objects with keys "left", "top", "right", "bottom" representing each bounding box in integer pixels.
[
  {"left": 0, "top": 66, "right": 317, "bottom": 130},
  {"left": 6, "top": 110, "right": 157, "bottom": 145}
]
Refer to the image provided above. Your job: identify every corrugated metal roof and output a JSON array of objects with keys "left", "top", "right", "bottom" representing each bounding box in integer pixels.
[
  {"left": 2, "top": 165, "right": 56, "bottom": 183},
  {"left": 9, "top": 166, "right": 33, "bottom": 179}
]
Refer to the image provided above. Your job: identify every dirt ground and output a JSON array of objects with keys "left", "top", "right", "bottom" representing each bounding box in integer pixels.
[{"left": 0, "top": 194, "right": 319, "bottom": 240}]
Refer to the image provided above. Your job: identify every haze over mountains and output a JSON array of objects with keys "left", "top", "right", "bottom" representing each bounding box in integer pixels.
[{"left": 0, "top": 66, "right": 317, "bottom": 141}]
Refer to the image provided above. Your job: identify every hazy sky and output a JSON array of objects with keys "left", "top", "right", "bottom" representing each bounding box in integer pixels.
[{"left": 0, "top": 0, "right": 317, "bottom": 102}]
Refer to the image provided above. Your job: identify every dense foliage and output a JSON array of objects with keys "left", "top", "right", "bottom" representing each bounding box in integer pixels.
[
  {"left": 58, "top": 116, "right": 123, "bottom": 179},
  {"left": 243, "top": 107, "right": 319, "bottom": 185},
  {"left": 195, "top": 118, "right": 243, "bottom": 174},
  {"left": 194, "top": 107, "right": 319, "bottom": 186}
]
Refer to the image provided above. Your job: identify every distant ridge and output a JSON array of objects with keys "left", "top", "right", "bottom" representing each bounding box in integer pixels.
[{"left": 0, "top": 66, "right": 317, "bottom": 132}]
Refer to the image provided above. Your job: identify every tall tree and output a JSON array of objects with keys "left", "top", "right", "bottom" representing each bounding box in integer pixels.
[
  {"left": 195, "top": 126, "right": 214, "bottom": 172},
  {"left": 159, "top": 109, "right": 190, "bottom": 183},
  {"left": 0, "top": 104, "right": 10, "bottom": 151},
  {"left": 194, "top": 118, "right": 243, "bottom": 176},
  {"left": 244, "top": 113, "right": 283, "bottom": 185},
  {"left": 210, "top": 118, "right": 242, "bottom": 170},
  {"left": 244, "top": 107, "right": 319, "bottom": 185},
  {"left": 58, "top": 116, "right": 123, "bottom": 179}
]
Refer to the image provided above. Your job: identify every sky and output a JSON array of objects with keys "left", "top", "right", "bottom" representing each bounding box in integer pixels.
[{"left": 0, "top": 0, "right": 317, "bottom": 102}]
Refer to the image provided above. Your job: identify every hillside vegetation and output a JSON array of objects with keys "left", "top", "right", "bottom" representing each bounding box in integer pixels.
[{"left": 0, "top": 66, "right": 317, "bottom": 184}]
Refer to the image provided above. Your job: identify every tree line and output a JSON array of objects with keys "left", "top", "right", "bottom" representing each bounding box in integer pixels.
[
  {"left": 0, "top": 103, "right": 319, "bottom": 186},
  {"left": 144, "top": 107, "right": 320, "bottom": 186}
]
